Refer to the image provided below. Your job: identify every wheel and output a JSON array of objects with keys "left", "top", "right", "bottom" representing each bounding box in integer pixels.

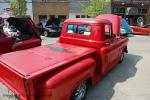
[
  {"left": 119, "top": 52, "right": 124, "bottom": 63},
  {"left": 71, "top": 81, "right": 87, "bottom": 100},
  {"left": 44, "top": 31, "right": 49, "bottom": 37}
]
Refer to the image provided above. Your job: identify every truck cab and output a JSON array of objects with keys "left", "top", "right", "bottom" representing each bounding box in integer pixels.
[
  {"left": 0, "top": 15, "right": 128, "bottom": 100},
  {"left": 60, "top": 18, "right": 128, "bottom": 75}
]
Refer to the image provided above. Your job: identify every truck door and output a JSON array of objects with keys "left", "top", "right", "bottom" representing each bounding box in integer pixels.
[{"left": 100, "top": 24, "right": 120, "bottom": 75}]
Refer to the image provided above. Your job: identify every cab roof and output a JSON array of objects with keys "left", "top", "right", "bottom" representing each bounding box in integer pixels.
[{"left": 64, "top": 18, "right": 112, "bottom": 25}]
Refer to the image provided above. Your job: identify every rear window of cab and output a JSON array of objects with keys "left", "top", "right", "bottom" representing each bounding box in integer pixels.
[{"left": 67, "top": 24, "right": 91, "bottom": 36}]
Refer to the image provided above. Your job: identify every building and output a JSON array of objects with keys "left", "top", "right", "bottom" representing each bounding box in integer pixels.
[
  {"left": 26, "top": 0, "right": 33, "bottom": 19},
  {"left": 0, "top": 0, "right": 111, "bottom": 24},
  {"left": 32, "top": 0, "right": 69, "bottom": 24},
  {"left": 32, "top": 0, "right": 90, "bottom": 22},
  {"left": 32, "top": 0, "right": 111, "bottom": 22},
  {"left": 69, "top": 0, "right": 90, "bottom": 19},
  {"left": 0, "top": 0, "right": 33, "bottom": 19},
  {"left": 111, "top": 0, "right": 150, "bottom": 25},
  {"left": 0, "top": 0, "right": 10, "bottom": 15},
  {"left": 69, "top": 0, "right": 111, "bottom": 19}
]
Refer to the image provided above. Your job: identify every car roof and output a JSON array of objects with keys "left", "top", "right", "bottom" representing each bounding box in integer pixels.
[{"left": 64, "top": 18, "right": 112, "bottom": 25}]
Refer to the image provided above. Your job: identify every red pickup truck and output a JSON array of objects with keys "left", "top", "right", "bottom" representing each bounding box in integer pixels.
[
  {"left": 0, "top": 17, "right": 41, "bottom": 54},
  {"left": 0, "top": 14, "right": 128, "bottom": 100}
]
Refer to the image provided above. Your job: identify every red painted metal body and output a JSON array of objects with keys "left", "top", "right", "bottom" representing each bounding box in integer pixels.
[
  {"left": 0, "top": 17, "right": 41, "bottom": 55},
  {"left": 96, "top": 14, "right": 121, "bottom": 36},
  {"left": 0, "top": 15, "right": 128, "bottom": 100},
  {"left": 131, "top": 26, "right": 150, "bottom": 36}
]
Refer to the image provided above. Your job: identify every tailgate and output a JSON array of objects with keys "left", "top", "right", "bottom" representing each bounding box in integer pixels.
[{"left": 0, "top": 62, "right": 27, "bottom": 100}]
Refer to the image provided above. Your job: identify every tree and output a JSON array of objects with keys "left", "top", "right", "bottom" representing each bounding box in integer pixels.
[
  {"left": 10, "top": 0, "right": 27, "bottom": 16},
  {"left": 81, "top": 0, "right": 110, "bottom": 18}
]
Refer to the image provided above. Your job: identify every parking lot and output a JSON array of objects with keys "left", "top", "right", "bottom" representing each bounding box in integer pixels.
[{"left": 0, "top": 35, "right": 150, "bottom": 100}]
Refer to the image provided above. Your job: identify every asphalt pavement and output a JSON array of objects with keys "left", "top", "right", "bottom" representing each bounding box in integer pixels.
[
  {"left": 86, "top": 35, "right": 150, "bottom": 100},
  {"left": 0, "top": 35, "right": 150, "bottom": 100}
]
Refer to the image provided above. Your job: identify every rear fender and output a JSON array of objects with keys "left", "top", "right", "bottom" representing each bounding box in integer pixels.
[{"left": 36, "top": 57, "right": 96, "bottom": 100}]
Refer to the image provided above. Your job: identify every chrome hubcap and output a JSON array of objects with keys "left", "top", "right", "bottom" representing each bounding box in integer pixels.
[{"left": 74, "top": 82, "right": 86, "bottom": 100}]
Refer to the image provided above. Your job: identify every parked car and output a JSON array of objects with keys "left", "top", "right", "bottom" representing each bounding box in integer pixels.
[
  {"left": 131, "top": 25, "right": 150, "bottom": 36},
  {"left": 0, "top": 17, "right": 41, "bottom": 54},
  {"left": 43, "top": 23, "right": 61, "bottom": 37},
  {"left": 37, "top": 21, "right": 46, "bottom": 35},
  {"left": 142, "top": 23, "right": 150, "bottom": 28},
  {"left": 0, "top": 14, "right": 128, "bottom": 100},
  {"left": 120, "top": 18, "right": 133, "bottom": 36}
]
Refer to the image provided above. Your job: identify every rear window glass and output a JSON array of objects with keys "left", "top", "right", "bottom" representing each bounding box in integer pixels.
[{"left": 67, "top": 24, "right": 91, "bottom": 36}]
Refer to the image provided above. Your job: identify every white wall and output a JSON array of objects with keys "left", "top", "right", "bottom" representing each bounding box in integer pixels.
[
  {"left": 26, "top": 0, "right": 33, "bottom": 19},
  {"left": 69, "top": 13, "right": 89, "bottom": 19},
  {"left": 69, "top": 13, "right": 76, "bottom": 19},
  {"left": 68, "top": 0, "right": 112, "bottom": 19},
  {"left": 0, "top": 3, "right": 10, "bottom": 15},
  {"left": 105, "top": 3, "right": 111, "bottom": 14}
]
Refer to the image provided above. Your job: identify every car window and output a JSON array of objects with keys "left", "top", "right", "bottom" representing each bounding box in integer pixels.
[
  {"left": 67, "top": 25, "right": 77, "bottom": 34},
  {"left": 67, "top": 24, "right": 91, "bottom": 36},
  {"left": 105, "top": 25, "right": 111, "bottom": 39},
  {"left": 105, "top": 24, "right": 115, "bottom": 39}
]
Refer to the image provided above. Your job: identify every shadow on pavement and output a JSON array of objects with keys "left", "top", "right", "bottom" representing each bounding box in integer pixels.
[{"left": 85, "top": 53, "right": 142, "bottom": 100}]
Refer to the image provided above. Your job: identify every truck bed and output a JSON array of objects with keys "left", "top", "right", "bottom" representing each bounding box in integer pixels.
[{"left": 0, "top": 43, "right": 96, "bottom": 78}]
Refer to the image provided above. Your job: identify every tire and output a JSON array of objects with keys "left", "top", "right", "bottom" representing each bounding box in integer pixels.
[
  {"left": 119, "top": 52, "right": 124, "bottom": 63},
  {"left": 71, "top": 81, "right": 87, "bottom": 100},
  {"left": 44, "top": 31, "right": 49, "bottom": 37}
]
